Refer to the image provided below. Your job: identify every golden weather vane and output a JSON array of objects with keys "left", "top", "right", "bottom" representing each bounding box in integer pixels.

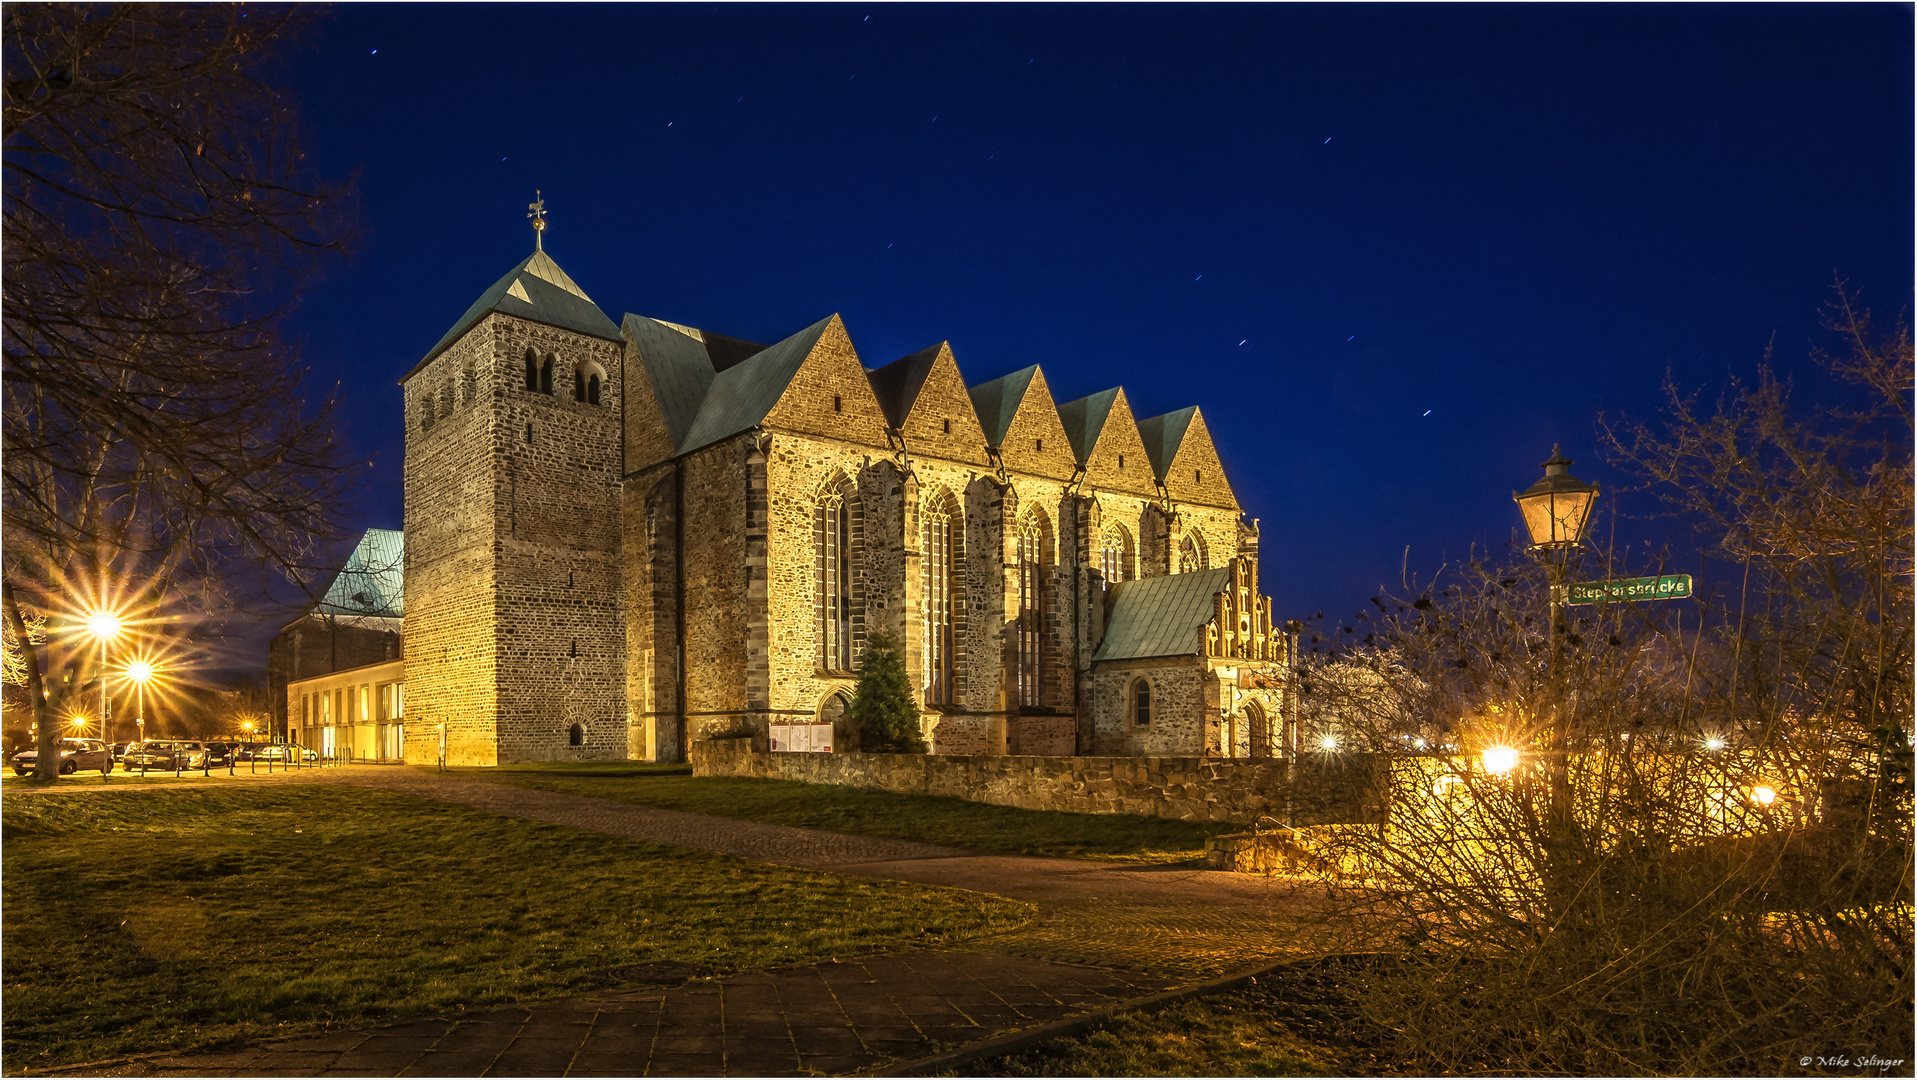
[{"left": 528, "top": 190, "right": 547, "bottom": 250}]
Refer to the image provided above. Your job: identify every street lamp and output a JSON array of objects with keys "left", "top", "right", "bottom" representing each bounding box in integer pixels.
[
  {"left": 1513, "top": 445, "right": 1598, "bottom": 829},
  {"left": 125, "top": 659, "right": 155, "bottom": 750},
  {"left": 84, "top": 611, "right": 125, "bottom": 743}
]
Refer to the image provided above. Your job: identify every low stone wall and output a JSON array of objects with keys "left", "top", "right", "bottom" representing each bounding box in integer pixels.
[{"left": 690, "top": 738, "right": 1385, "bottom": 825}]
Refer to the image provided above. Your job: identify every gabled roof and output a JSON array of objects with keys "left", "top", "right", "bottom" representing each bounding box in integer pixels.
[
  {"left": 624, "top": 315, "right": 722, "bottom": 449},
  {"left": 1094, "top": 568, "right": 1232, "bottom": 662},
  {"left": 866, "top": 344, "right": 944, "bottom": 429},
  {"left": 406, "top": 249, "right": 622, "bottom": 380},
  {"left": 1056, "top": 387, "right": 1122, "bottom": 464},
  {"left": 967, "top": 365, "right": 1039, "bottom": 448},
  {"left": 1135, "top": 406, "right": 1199, "bottom": 480},
  {"left": 314, "top": 529, "right": 404, "bottom": 619},
  {"left": 678, "top": 315, "right": 836, "bottom": 454}
]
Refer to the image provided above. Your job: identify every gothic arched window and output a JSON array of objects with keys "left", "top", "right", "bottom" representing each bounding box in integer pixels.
[
  {"left": 1100, "top": 523, "right": 1134, "bottom": 585},
  {"left": 1014, "top": 509, "right": 1049, "bottom": 709},
  {"left": 921, "top": 491, "right": 960, "bottom": 705},
  {"left": 1179, "top": 532, "right": 1208, "bottom": 573},
  {"left": 1130, "top": 678, "right": 1152, "bottom": 728},
  {"left": 815, "top": 477, "right": 861, "bottom": 673}
]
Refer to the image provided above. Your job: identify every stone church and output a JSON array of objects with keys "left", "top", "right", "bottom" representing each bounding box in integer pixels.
[{"left": 394, "top": 217, "right": 1292, "bottom": 767}]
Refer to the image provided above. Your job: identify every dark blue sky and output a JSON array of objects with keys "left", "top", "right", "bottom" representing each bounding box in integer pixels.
[{"left": 283, "top": 2, "right": 1912, "bottom": 628}]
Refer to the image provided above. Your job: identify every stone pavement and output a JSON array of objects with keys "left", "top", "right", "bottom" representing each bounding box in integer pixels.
[
  {"left": 28, "top": 766, "right": 1325, "bottom": 1077},
  {"left": 91, "top": 952, "right": 1170, "bottom": 1078}
]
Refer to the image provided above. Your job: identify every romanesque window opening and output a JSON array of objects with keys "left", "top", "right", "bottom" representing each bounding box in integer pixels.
[
  {"left": 539, "top": 356, "right": 554, "bottom": 395},
  {"left": 588, "top": 374, "right": 602, "bottom": 405},
  {"left": 1179, "top": 533, "right": 1207, "bottom": 573},
  {"left": 569, "top": 638, "right": 578, "bottom": 657},
  {"left": 1117, "top": 454, "right": 1125, "bottom": 470},
  {"left": 815, "top": 486, "right": 857, "bottom": 672},
  {"left": 1100, "top": 523, "right": 1134, "bottom": 585},
  {"left": 1015, "top": 511, "right": 1048, "bottom": 709},
  {"left": 922, "top": 497, "right": 957, "bottom": 705},
  {"left": 524, "top": 348, "right": 539, "bottom": 391},
  {"left": 833, "top": 395, "right": 842, "bottom": 413},
  {"left": 525, "top": 422, "right": 534, "bottom": 444},
  {"left": 1196, "top": 469, "right": 1203, "bottom": 484},
  {"left": 419, "top": 400, "right": 434, "bottom": 432},
  {"left": 942, "top": 418, "right": 951, "bottom": 434},
  {"left": 569, "top": 723, "right": 584, "bottom": 746},
  {"left": 574, "top": 369, "right": 586, "bottom": 402},
  {"left": 1131, "top": 678, "right": 1152, "bottom": 727},
  {"left": 439, "top": 381, "right": 455, "bottom": 418},
  {"left": 462, "top": 364, "right": 478, "bottom": 406},
  {"left": 1035, "top": 438, "right": 1043, "bottom": 451}
]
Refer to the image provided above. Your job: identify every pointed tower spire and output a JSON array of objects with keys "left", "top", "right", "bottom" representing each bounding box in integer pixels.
[{"left": 527, "top": 190, "right": 547, "bottom": 251}]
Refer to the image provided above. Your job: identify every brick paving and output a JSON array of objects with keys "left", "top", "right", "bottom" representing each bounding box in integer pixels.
[{"left": 24, "top": 766, "right": 1325, "bottom": 1077}]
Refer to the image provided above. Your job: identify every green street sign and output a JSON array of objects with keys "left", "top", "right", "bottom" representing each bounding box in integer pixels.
[{"left": 1562, "top": 574, "right": 1693, "bottom": 606}]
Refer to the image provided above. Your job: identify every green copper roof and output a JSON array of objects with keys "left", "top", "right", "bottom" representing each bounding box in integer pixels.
[
  {"left": 1135, "top": 406, "right": 1198, "bottom": 480},
  {"left": 967, "top": 365, "right": 1039, "bottom": 448},
  {"left": 315, "top": 529, "right": 404, "bottom": 618},
  {"left": 1094, "top": 567, "right": 1230, "bottom": 662},
  {"left": 1056, "top": 387, "right": 1121, "bottom": 464},
  {"left": 406, "top": 249, "right": 622, "bottom": 380},
  {"left": 677, "top": 315, "right": 835, "bottom": 454}
]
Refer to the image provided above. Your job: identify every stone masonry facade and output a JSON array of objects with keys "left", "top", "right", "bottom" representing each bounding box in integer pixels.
[{"left": 400, "top": 240, "right": 1292, "bottom": 765}]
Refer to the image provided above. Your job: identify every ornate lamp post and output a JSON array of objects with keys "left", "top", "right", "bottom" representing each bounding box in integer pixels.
[{"left": 1513, "top": 445, "right": 1599, "bottom": 825}]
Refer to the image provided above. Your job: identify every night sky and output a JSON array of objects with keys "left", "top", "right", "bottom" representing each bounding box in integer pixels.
[{"left": 278, "top": 3, "right": 1911, "bottom": 643}]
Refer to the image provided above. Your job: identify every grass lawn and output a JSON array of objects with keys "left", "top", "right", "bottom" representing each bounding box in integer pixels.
[
  {"left": 1, "top": 784, "right": 1032, "bottom": 1071},
  {"left": 478, "top": 762, "right": 1233, "bottom": 863}
]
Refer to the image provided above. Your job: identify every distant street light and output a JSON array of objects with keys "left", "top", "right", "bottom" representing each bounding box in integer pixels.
[
  {"left": 1482, "top": 746, "right": 1520, "bottom": 776},
  {"left": 125, "top": 659, "right": 156, "bottom": 750},
  {"left": 83, "top": 611, "right": 126, "bottom": 743},
  {"left": 1514, "top": 446, "right": 1598, "bottom": 823}
]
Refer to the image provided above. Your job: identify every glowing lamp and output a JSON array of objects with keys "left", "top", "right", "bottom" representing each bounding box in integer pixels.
[
  {"left": 126, "top": 660, "right": 154, "bottom": 684},
  {"left": 1481, "top": 746, "right": 1519, "bottom": 775},
  {"left": 1318, "top": 735, "right": 1339, "bottom": 752},
  {"left": 1750, "top": 784, "right": 1778, "bottom": 806},
  {"left": 1513, "top": 446, "right": 1598, "bottom": 552},
  {"left": 1703, "top": 736, "right": 1725, "bottom": 751},
  {"left": 85, "top": 612, "right": 124, "bottom": 640}
]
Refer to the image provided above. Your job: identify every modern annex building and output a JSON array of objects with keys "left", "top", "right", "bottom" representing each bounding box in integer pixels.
[{"left": 373, "top": 226, "right": 1292, "bottom": 766}]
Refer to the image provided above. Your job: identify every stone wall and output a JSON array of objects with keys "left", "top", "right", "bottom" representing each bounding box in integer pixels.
[{"left": 691, "top": 738, "right": 1385, "bottom": 825}]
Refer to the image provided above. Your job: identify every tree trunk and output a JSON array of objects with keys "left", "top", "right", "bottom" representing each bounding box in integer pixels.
[{"left": 3, "top": 577, "right": 58, "bottom": 780}]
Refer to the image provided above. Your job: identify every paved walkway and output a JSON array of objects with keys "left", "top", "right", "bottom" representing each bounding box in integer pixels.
[{"left": 26, "top": 766, "right": 1325, "bottom": 1077}]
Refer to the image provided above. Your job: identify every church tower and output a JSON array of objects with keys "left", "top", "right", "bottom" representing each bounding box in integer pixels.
[{"left": 399, "top": 196, "right": 627, "bottom": 764}]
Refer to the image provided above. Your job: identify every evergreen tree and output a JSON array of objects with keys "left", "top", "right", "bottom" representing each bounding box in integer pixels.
[{"left": 846, "top": 632, "right": 926, "bottom": 753}]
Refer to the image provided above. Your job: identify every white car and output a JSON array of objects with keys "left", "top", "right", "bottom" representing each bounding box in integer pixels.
[{"left": 11, "top": 738, "right": 113, "bottom": 776}]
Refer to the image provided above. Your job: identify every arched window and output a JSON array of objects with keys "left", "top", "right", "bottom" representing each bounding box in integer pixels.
[
  {"left": 1100, "top": 523, "right": 1134, "bottom": 585},
  {"left": 418, "top": 398, "right": 434, "bottom": 432},
  {"left": 588, "top": 374, "right": 602, "bottom": 405},
  {"left": 921, "top": 491, "right": 960, "bottom": 705},
  {"left": 539, "top": 356, "right": 554, "bottom": 395},
  {"left": 1014, "top": 509, "right": 1049, "bottom": 709},
  {"left": 438, "top": 381, "right": 455, "bottom": 419},
  {"left": 568, "top": 723, "right": 584, "bottom": 746},
  {"left": 815, "top": 477, "right": 860, "bottom": 673},
  {"left": 574, "top": 368, "right": 585, "bottom": 402},
  {"left": 524, "top": 348, "right": 539, "bottom": 391},
  {"left": 1245, "top": 701, "right": 1270, "bottom": 759},
  {"left": 1179, "top": 532, "right": 1208, "bottom": 573},
  {"left": 1130, "top": 678, "right": 1152, "bottom": 728},
  {"left": 462, "top": 363, "right": 478, "bottom": 406}
]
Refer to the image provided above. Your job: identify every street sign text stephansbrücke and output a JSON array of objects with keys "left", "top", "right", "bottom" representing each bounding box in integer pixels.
[{"left": 1562, "top": 574, "right": 1693, "bottom": 606}]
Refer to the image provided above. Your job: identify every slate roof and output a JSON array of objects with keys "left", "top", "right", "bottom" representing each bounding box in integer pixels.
[
  {"left": 1056, "top": 387, "right": 1122, "bottom": 464},
  {"left": 967, "top": 365, "right": 1039, "bottom": 448},
  {"left": 314, "top": 529, "right": 404, "bottom": 619},
  {"left": 624, "top": 315, "right": 722, "bottom": 449},
  {"left": 677, "top": 315, "right": 835, "bottom": 454},
  {"left": 406, "top": 249, "right": 622, "bottom": 380},
  {"left": 1093, "top": 568, "right": 1231, "bottom": 662},
  {"left": 1135, "top": 406, "right": 1198, "bottom": 480},
  {"left": 866, "top": 344, "right": 944, "bottom": 429}
]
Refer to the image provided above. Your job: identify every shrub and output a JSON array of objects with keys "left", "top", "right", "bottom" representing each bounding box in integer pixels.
[{"left": 847, "top": 632, "right": 926, "bottom": 753}]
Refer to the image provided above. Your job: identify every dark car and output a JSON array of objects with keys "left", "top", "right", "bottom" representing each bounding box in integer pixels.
[
  {"left": 122, "top": 740, "right": 208, "bottom": 771},
  {"left": 11, "top": 738, "right": 114, "bottom": 776},
  {"left": 202, "top": 743, "right": 235, "bottom": 768}
]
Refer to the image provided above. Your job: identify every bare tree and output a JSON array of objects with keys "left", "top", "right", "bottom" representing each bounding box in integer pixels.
[{"left": 2, "top": 4, "right": 357, "bottom": 778}]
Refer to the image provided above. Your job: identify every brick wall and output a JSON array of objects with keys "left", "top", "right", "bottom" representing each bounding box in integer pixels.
[{"left": 691, "top": 738, "right": 1386, "bottom": 826}]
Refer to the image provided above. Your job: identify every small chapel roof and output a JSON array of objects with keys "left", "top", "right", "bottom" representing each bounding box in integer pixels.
[
  {"left": 313, "top": 528, "right": 404, "bottom": 619},
  {"left": 407, "top": 249, "right": 623, "bottom": 379},
  {"left": 866, "top": 344, "right": 945, "bottom": 429},
  {"left": 966, "top": 365, "right": 1040, "bottom": 448},
  {"left": 1135, "top": 406, "right": 1199, "bottom": 480},
  {"left": 1094, "top": 567, "right": 1232, "bottom": 662}
]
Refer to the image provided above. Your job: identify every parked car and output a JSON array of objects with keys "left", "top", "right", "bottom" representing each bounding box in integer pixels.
[
  {"left": 248, "top": 744, "right": 316, "bottom": 763},
  {"left": 110, "top": 742, "right": 132, "bottom": 766},
  {"left": 202, "top": 743, "right": 235, "bottom": 768},
  {"left": 12, "top": 738, "right": 114, "bottom": 776},
  {"left": 122, "top": 740, "right": 208, "bottom": 771}
]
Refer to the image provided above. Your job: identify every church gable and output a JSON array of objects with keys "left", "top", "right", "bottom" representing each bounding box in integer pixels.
[
  {"left": 986, "top": 366, "right": 1077, "bottom": 482},
  {"left": 1064, "top": 387, "right": 1156, "bottom": 497},
  {"left": 622, "top": 314, "right": 715, "bottom": 471},
  {"left": 1154, "top": 407, "right": 1239, "bottom": 512},
  {"left": 870, "top": 343, "right": 990, "bottom": 467},
  {"left": 757, "top": 314, "right": 891, "bottom": 451}
]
